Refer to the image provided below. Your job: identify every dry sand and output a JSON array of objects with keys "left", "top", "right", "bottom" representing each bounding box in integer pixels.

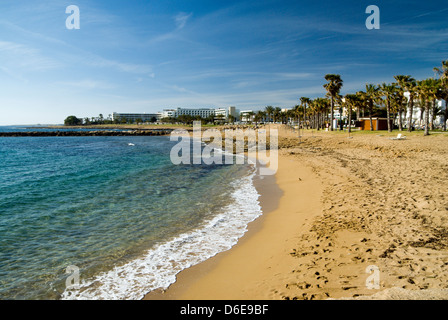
[{"left": 145, "top": 125, "right": 448, "bottom": 300}]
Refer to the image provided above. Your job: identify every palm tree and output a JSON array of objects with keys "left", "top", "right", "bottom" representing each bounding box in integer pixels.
[
  {"left": 308, "top": 99, "right": 316, "bottom": 129},
  {"left": 394, "top": 76, "right": 406, "bottom": 131},
  {"left": 404, "top": 78, "right": 417, "bottom": 132},
  {"left": 246, "top": 111, "right": 255, "bottom": 124},
  {"left": 273, "top": 107, "right": 282, "bottom": 123},
  {"left": 417, "top": 92, "right": 426, "bottom": 128},
  {"left": 433, "top": 60, "right": 448, "bottom": 82},
  {"left": 323, "top": 74, "right": 343, "bottom": 131},
  {"left": 436, "top": 88, "right": 448, "bottom": 131},
  {"left": 417, "top": 78, "right": 441, "bottom": 136},
  {"left": 256, "top": 110, "right": 266, "bottom": 124},
  {"left": 300, "top": 97, "right": 311, "bottom": 129},
  {"left": 380, "top": 83, "right": 397, "bottom": 132},
  {"left": 434, "top": 60, "right": 448, "bottom": 131},
  {"left": 285, "top": 109, "right": 296, "bottom": 125},
  {"left": 431, "top": 104, "right": 443, "bottom": 130},
  {"left": 292, "top": 104, "right": 301, "bottom": 129},
  {"left": 280, "top": 109, "right": 290, "bottom": 124},
  {"left": 365, "top": 84, "right": 379, "bottom": 131},
  {"left": 394, "top": 75, "right": 416, "bottom": 132},
  {"left": 314, "top": 97, "right": 330, "bottom": 130},
  {"left": 308, "top": 99, "right": 318, "bottom": 130},
  {"left": 344, "top": 94, "right": 359, "bottom": 133},
  {"left": 390, "top": 85, "right": 405, "bottom": 131},
  {"left": 355, "top": 91, "right": 367, "bottom": 121},
  {"left": 265, "top": 106, "right": 274, "bottom": 123},
  {"left": 253, "top": 111, "right": 263, "bottom": 127}
]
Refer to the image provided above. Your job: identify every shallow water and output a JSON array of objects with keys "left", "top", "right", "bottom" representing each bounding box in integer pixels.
[{"left": 0, "top": 135, "right": 260, "bottom": 299}]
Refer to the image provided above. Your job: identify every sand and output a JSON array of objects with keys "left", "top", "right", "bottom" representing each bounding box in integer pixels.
[{"left": 144, "top": 125, "right": 448, "bottom": 300}]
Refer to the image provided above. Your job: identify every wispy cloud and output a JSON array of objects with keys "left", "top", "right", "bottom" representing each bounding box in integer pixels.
[
  {"left": 146, "top": 12, "right": 194, "bottom": 45},
  {"left": 0, "top": 17, "right": 155, "bottom": 79},
  {"left": 175, "top": 12, "right": 192, "bottom": 30},
  {"left": 86, "top": 56, "right": 154, "bottom": 75},
  {"left": 57, "top": 79, "right": 115, "bottom": 90},
  {"left": 0, "top": 40, "right": 61, "bottom": 76}
]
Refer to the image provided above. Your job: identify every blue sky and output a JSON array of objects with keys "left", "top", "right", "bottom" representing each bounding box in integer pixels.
[{"left": 1, "top": 0, "right": 448, "bottom": 125}]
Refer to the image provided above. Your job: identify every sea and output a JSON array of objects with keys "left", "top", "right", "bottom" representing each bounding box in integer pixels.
[{"left": 0, "top": 126, "right": 261, "bottom": 300}]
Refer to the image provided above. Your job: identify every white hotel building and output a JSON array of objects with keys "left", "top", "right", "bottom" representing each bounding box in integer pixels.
[
  {"left": 113, "top": 107, "right": 242, "bottom": 123},
  {"left": 160, "top": 106, "right": 239, "bottom": 120},
  {"left": 160, "top": 107, "right": 215, "bottom": 119},
  {"left": 214, "top": 106, "right": 238, "bottom": 120},
  {"left": 403, "top": 92, "right": 447, "bottom": 127}
]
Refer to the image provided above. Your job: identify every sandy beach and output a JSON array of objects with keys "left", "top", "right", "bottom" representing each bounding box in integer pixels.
[{"left": 145, "top": 125, "right": 448, "bottom": 300}]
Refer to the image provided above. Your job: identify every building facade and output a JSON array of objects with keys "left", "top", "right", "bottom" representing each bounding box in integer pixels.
[
  {"left": 214, "top": 106, "right": 238, "bottom": 120},
  {"left": 176, "top": 108, "right": 215, "bottom": 118},
  {"left": 404, "top": 92, "right": 447, "bottom": 127},
  {"left": 114, "top": 106, "right": 246, "bottom": 122},
  {"left": 160, "top": 108, "right": 216, "bottom": 119},
  {"left": 240, "top": 110, "right": 254, "bottom": 122}
]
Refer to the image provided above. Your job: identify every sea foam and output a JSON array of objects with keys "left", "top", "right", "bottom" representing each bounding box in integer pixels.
[{"left": 61, "top": 169, "right": 261, "bottom": 300}]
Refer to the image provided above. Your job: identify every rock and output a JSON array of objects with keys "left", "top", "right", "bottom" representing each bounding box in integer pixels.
[{"left": 0, "top": 130, "right": 173, "bottom": 137}]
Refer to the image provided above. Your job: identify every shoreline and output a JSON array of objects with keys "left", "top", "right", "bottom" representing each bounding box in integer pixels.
[
  {"left": 143, "top": 126, "right": 448, "bottom": 300},
  {"left": 144, "top": 146, "right": 324, "bottom": 300}
]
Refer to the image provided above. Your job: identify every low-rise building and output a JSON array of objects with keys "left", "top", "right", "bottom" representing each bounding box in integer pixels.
[
  {"left": 176, "top": 108, "right": 215, "bottom": 118},
  {"left": 240, "top": 110, "right": 254, "bottom": 123},
  {"left": 214, "top": 106, "right": 238, "bottom": 121}
]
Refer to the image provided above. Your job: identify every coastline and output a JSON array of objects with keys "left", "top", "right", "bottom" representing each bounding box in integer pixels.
[
  {"left": 144, "top": 144, "right": 324, "bottom": 300},
  {"left": 143, "top": 126, "right": 448, "bottom": 300}
]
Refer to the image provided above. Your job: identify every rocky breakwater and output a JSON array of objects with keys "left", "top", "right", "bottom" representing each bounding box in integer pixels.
[{"left": 0, "top": 129, "right": 174, "bottom": 137}]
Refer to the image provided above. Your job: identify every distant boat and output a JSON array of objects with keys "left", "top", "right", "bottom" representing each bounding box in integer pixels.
[{"left": 128, "top": 143, "right": 135, "bottom": 146}]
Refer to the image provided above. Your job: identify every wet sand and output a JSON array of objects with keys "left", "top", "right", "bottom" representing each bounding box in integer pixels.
[{"left": 145, "top": 125, "right": 448, "bottom": 300}]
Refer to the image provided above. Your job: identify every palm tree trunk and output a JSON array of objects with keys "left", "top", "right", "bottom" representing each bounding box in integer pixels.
[
  {"left": 444, "top": 106, "right": 448, "bottom": 131},
  {"left": 420, "top": 106, "right": 424, "bottom": 126},
  {"left": 330, "top": 98, "right": 334, "bottom": 131},
  {"left": 317, "top": 113, "right": 321, "bottom": 130},
  {"left": 407, "top": 97, "right": 414, "bottom": 132},
  {"left": 304, "top": 105, "right": 307, "bottom": 129},
  {"left": 386, "top": 101, "right": 392, "bottom": 132},
  {"left": 348, "top": 106, "right": 352, "bottom": 133},
  {"left": 424, "top": 102, "right": 430, "bottom": 136},
  {"left": 320, "top": 112, "right": 322, "bottom": 130},
  {"left": 369, "top": 101, "right": 374, "bottom": 131},
  {"left": 430, "top": 100, "right": 436, "bottom": 130},
  {"left": 398, "top": 109, "right": 403, "bottom": 131}
]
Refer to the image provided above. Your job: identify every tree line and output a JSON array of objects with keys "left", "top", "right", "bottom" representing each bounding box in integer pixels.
[
  {"left": 64, "top": 60, "right": 448, "bottom": 134},
  {"left": 64, "top": 114, "right": 120, "bottom": 126},
  {"left": 248, "top": 60, "right": 448, "bottom": 135},
  {"left": 287, "top": 60, "right": 448, "bottom": 135}
]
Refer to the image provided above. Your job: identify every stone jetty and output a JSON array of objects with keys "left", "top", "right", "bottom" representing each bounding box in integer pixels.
[{"left": 0, "top": 129, "right": 174, "bottom": 137}]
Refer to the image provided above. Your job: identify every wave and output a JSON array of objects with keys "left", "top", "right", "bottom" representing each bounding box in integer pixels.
[{"left": 61, "top": 169, "right": 262, "bottom": 300}]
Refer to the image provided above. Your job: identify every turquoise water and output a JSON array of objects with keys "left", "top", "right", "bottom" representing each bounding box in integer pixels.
[{"left": 0, "top": 135, "right": 260, "bottom": 300}]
